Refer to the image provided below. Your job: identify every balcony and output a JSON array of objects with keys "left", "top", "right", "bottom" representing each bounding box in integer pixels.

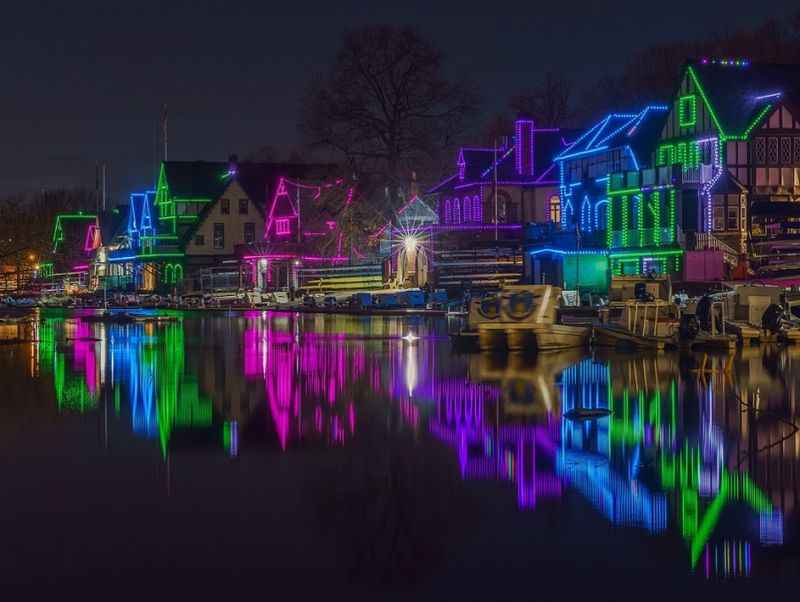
[
  {"left": 609, "top": 228, "right": 675, "bottom": 248},
  {"left": 680, "top": 164, "right": 716, "bottom": 185},
  {"left": 609, "top": 166, "right": 678, "bottom": 192}
]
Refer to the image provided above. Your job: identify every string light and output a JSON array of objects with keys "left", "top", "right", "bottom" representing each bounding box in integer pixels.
[{"left": 679, "top": 95, "right": 697, "bottom": 127}]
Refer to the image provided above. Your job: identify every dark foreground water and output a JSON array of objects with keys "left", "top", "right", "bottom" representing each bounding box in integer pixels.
[{"left": 1, "top": 309, "right": 798, "bottom": 596}]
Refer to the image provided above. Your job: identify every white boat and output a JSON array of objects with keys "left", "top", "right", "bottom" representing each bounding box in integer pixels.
[{"left": 476, "top": 284, "right": 590, "bottom": 353}]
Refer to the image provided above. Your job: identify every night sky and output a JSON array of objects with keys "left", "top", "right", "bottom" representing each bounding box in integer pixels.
[{"left": 2, "top": 0, "right": 796, "bottom": 203}]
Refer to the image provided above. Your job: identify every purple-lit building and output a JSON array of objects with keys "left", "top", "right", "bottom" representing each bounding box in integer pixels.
[{"left": 427, "top": 118, "right": 573, "bottom": 289}]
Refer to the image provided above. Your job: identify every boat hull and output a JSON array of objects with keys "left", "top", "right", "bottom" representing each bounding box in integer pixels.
[
  {"left": 593, "top": 325, "right": 674, "bottom": 351},
  {"left": 532, "top": 324, "right": 591, "bottom": 351},
  {"left": 683, "top": 331, "right": 738, "bottom": 351}
]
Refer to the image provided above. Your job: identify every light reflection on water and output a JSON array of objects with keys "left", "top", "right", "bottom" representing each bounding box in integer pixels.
[{"left": 2, "top": 309, "right": 799, "bottom": 584}]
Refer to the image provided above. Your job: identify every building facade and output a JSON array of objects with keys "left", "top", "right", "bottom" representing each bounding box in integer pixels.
[{"left": 428, "top": 118, "right": 573, "bottom": 289}]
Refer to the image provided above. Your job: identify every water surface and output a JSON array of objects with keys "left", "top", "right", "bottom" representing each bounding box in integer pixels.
[{"left": 1, "top": 309, "right": 798, "bottom": 595}]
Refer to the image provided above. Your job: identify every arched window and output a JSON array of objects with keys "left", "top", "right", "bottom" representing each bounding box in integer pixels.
[
  {"left": 473, "top": 195, "right": 482, "bottom": 223},
  {"left": 549, "top": 195, "right": 561, "bottom": 224},
  {"left": 463, "top": 196, "right": 471, "bottom": 222},
  {"left": 174, "top": 264, "right": 183, "bottom": 282},
  {"left": 164, "top": 264, "right": 174, "bottom": 284},
  {"left": 453, "top": 197, "right": 461, "bottom": 224},
  {"left": 444, "top": 198, "right": 452, "bottom": 224}
]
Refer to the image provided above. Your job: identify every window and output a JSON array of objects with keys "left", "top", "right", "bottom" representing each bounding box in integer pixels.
[
  {"left": 244, "top": 222, "right": 255, "bottom": 244},
  {"left": 453, "top": 198, "right": 461, "bottom": 224},
  {"left": 754, "top": 138, "right": 766, "bottom": 164},
  {"left": 781, "top": 137, "right": 792, "bottom": 164},
  {"left": 239, "top": 199, "right": 249, "bottom": 214},
  {"left": 221, "top": 198, "right": 230, "bottom": 214},
  {"left": 768, "top": 137, "right": 779, "bottom": 164},
  {"left": 679, "top": 95, "right": 697, "bottom": 127},
  {"left": 275, "top": 218, "right": 290, "bottom": 235},
  {"left": 194, "top": 234, "right": 205, "bottom": 246},
  {"left": 213, "top": 223, "right": 224, "bottom": 249},
  {"left": 463, "top": 197, "right": 471, "bottom": 222},
  {"left": 727, "top": 206, "right": 739, "bottom": 231},
  {"left": 472, "top": 195, "right": 482, "bottom": 222},
  {"left": 549, "top": 196, "right": 561, "bottom": 224},
  {"left": 713, "top": 207, "right": 725, "bottom": 231}
]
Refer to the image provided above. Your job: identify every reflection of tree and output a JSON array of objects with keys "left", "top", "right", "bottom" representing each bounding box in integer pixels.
[{"left": 314, "top": 408, "right": 475, "bottom": 585}]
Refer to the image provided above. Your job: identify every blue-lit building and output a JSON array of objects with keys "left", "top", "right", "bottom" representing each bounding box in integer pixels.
[{"left": 524, "top": 106, "right": 670, "bottom": 290}]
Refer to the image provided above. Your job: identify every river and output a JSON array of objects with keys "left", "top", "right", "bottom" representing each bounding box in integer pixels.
[{"left": 0, "top": 309, "right": 798, "bottom": 595}]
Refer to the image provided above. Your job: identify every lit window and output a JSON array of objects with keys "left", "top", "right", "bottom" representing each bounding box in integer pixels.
[
  {"left": 679, "top": 95, "right": 696, "bottom": 127},
  {"left": 549, "top": 196, "right": 561, "bottom": 224},
  {"left": 276, "top": 219, "right": 290, "bottom": 235},
  {"left": 473, "top": 195, "right": 482, "bottom": 222}
]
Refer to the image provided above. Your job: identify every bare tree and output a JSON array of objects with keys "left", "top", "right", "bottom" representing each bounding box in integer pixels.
[
  {"left": 479, "top": 113, "right": 514, "bottom": 146},
  {"left": 509, "top": 72, "right": 576, "bottom": 127},
  {"left": 0, "top": 188, "right": 95, "bottom": 265},
  {"left": 300, "top": 25, "right": 480, "bottom": 209}
]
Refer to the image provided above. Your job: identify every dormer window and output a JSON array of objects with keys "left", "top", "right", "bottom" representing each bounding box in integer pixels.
[
  {"left": 276, "top": 218, "right": 290, "bottom": 235},
  {"left": 679, "top": 95, "right": 697, "bottom": 127}
]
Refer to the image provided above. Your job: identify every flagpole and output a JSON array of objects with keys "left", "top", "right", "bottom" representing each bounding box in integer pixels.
[{"left": 161, "top": 104, "right": 168, "bottom": 162}]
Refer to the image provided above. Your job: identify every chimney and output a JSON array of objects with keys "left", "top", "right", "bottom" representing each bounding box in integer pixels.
[
  {"left": 515, "top": 118, "right": 535, "bottom": 176},
  {"left": 410, "top": 171, "right": 419, "bottom": 198}
]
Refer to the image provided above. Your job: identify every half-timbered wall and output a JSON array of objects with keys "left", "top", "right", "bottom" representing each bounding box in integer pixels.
[{"left": 745, "top": 105, "right": 800, "bottom": 192}]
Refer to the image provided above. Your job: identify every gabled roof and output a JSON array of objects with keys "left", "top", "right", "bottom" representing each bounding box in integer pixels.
[
  {"left": 163, "top": 161, "right": 230, "bottom": 200},
  {"left": 161, "top": 160, "right": 339, "bottom": 207},
  {"left": 429, "top": 128, "right": 575, "bottom": 194},
  {"left": 555, "top": 105, "right": 669, "bottom": 164},
  {"left": 711, "top": 170, "right": 746, "bottom": 194},
  {"left": 99, "top": 206, "right": 128, "bottom": 244},
  {"left": 687, "top": 61, "right": 800, "bottom": 137}
]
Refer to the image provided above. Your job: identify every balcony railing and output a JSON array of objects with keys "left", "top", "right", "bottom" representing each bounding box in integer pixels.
[
  {"left": 681, "top": 164, "right": 716, "bottom": 184},
  {"left": 609, "top": 228, "right": 675, "bottom": 248},
  {"left": 609, "top": 166, "right": 678, "bottom": 191}
]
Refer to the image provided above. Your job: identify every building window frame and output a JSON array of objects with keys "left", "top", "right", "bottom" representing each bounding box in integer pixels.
[
  {"left": 213, "top": 223, "right": 225, "bottom": 249},
  {"left": 244, "top": 222, "right": 255, "bottom": 244}
]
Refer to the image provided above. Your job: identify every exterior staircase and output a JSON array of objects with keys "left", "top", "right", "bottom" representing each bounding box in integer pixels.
[{"left": 691, "top": 233, "right": 740, "bottom": 267}]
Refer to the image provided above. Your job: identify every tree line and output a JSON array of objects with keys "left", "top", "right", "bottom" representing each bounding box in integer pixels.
[{"left": 300, "top": 12, "right": 800, "bottom": 209}]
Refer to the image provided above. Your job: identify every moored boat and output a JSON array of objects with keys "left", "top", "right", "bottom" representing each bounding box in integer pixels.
[
  {"left": 594, "top": 276, "right": 679, "bottom": 351},
  {"left": 476, "top": 284, "right": 591, "bottom": 353}
]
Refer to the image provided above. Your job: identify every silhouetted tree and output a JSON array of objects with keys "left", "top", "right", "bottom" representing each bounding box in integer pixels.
[
  {"left": 0, "top": 188, "right": 94, "bottom": 265},
  {"left": 578, "top": 12, "right": 800, "bottom": 122},
  {"left": 300, "top": 25, "right": 480, "bottom": 208},
  {"left": 509, "top": 71, "right": 577, "bottom": 127}
]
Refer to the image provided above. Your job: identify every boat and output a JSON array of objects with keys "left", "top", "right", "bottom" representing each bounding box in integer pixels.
[
  {"left": 594, "top": 276, "right": 679, "bottom": 351},
  {"left": 450, "top": 294, "right": 500, "bottom": 352},
  {"left": 722, "top": 285, "right": 800, "bottom": 344},
  {"left": 476, "top": 284, "right": 590, "bottom": 353},
  {"left": 679, "top": 295, "right": 737, "bottom": 351}
]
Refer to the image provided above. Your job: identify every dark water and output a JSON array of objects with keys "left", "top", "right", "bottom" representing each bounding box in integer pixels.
[{"left": 1, "top": 309, "right": 799, "bottom": 596}]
